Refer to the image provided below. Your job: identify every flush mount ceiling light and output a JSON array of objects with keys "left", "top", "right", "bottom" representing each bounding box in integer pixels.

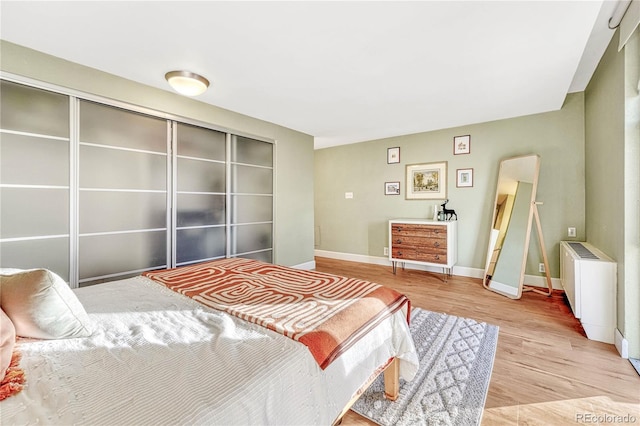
[{"left": 165, "top": 70, "right": 210, "bottom": 96}]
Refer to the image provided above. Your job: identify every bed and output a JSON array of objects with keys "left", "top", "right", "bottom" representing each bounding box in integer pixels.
[{"left": 0, "top": 258, "right": 418, "bottom": 425}]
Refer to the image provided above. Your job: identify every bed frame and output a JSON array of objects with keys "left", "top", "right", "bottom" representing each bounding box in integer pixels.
[{"left": 332, "top": 357, "right": 399, "bottom": 425}]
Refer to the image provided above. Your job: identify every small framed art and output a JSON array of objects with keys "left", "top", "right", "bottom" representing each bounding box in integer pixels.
[
  {"left": 387, "top": 147, "right": 400, "bottom": 164},
  {"left": 385, "top": 181, "right": 400, "bottom": 195},
  {"left": 405, "top": 161, "right": 447, "bottom": 199},
  {"left": 453, "top": 135, "right": 471, "bottom": 155},
  {"left": 456, "top": 168, "right": 473, "bottom": 187}
]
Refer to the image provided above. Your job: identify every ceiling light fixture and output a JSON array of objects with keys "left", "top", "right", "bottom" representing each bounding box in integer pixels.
[{"left": 165, "top": 70, "right": 210, "bottom": 96}]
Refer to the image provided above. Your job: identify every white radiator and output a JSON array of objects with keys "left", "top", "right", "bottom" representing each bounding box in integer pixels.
[{"left": 560, "top": 241, "right": 617, "bottom": 344}]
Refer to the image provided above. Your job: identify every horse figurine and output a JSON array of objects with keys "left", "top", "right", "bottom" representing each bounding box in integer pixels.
[{"left": 440, "top": 199, "right": 457, "bottom": 221}]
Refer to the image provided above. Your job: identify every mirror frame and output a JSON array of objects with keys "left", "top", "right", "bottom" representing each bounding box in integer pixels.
[{"left": 482, "top": 154, "right": 540, "bottom": 299}]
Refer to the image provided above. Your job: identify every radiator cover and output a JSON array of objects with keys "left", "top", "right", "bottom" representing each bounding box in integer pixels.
[{"left": 560, "top": 241, "right": 617, "bottom": 344}]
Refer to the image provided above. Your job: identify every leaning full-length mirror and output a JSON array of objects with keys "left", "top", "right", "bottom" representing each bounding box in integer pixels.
[{"left": 483, "top": 154, "right": 540, "bottom": 299}]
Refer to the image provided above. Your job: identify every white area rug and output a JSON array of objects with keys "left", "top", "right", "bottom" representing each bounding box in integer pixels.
[{"left": 351, "top": 308, "right": 499, "bottom": 426}]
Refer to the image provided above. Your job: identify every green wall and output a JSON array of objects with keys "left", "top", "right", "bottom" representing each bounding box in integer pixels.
[
  {"left": 623, "top": 26, "right": 640, "bottom": 361},
  {"left": 0, "top": 40, "right": 316, "bottom": 268},
  {"left": 585, "top": 29, "right": 639, "bottom": 358},
  {"left": 315, "top": 93, "right": 586, "bottom": 278}
]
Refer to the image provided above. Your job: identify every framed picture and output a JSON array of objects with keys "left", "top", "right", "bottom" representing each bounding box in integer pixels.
[
  {"left": 405, "top": 161, "right": 447, "bottom": 199},
  {"left": 385, "top": 181, "right": 400, "bottom": 195},
  {"left": 453, "top": 135, "right": 471, "bottom": 155},
  {"left": 387, "top": 147, "right": 400, "bottom": 164},
  {"left": 456, "top": 168, "right": 474, "bottom": 187}
]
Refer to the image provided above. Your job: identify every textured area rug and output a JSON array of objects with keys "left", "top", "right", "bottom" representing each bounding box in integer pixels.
[{"left": 351, "top": 308, "right": 499, "bottom": 426}]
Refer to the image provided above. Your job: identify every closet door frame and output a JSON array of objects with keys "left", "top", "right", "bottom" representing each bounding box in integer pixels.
[
  {"left": 0, "top": 72, "right": 276, "bottom": 287},
  {"left": 0, "top": 77, "right": 73, "bottom": 282}
]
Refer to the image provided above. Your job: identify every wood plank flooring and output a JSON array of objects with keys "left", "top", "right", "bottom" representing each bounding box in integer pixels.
[{"left": 314, "top": 257, "right": 640, "bottom": 425}]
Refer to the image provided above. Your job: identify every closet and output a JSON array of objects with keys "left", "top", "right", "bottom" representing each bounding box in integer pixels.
[{"left": 0, "top": 79, "right": 274, "bottom": 287}]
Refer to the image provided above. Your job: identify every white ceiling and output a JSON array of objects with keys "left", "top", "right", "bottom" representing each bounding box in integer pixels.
[{"left": 0, "top": 1, "right": 618, "bottom": 149}]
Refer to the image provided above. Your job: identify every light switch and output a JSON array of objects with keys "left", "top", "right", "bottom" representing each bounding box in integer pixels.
[{"left": 345, "top": 192, "right": 354, "bottom": 199}]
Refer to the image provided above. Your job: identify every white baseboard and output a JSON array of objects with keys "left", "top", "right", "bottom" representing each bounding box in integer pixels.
[
  {"left": 314, "top": 250, "right": 391, "bottom": 267},
  {"left": 313, "top": 249, "right": 562, "bottom": 290},
  {"left": 488, "top": 280, "right": 520, "bottom": 296},
  {"left": 523, "top": 274, "right": 563, "bottom": 290},
  {"left": 292, "top": 259, "right": 316, "bottom": 270},
  {"left": 582, "top": 323, "right": 615, "bottom": 345},
  {"left": 615, "top": 328, "right": 629, "bottom": 358},
  {"left": 314, "top": 249, "right": 451, "bottom": 275}
]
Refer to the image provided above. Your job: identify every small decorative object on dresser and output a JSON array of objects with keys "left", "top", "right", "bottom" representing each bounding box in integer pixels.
[
  {"left": 439, "top": 199, "right": 457, "bottom": 220},
  {"left": 388, "top": 219, "right": 457, "bottom": 281}
]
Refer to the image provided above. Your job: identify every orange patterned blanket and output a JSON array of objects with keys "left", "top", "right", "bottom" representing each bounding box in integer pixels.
[{"left": 143, "top": 258, "right": 410, "bottom": 369}]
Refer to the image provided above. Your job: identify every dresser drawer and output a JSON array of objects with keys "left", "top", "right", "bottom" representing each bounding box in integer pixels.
[
  {"left": 392, "top": 247, "right": 447, "bottom": 264},
  {"left": 391, "top": 224, "right": 447, "bottom": 239},
  {"left": 415, "top": 251, "right": 447, "bottom": 264},
  {"left": 391, "top": 235, "right": 447, "bottom": 250}
]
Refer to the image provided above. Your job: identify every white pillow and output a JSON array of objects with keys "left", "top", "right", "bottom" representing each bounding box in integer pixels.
[{"left": 0, "top": 269, "right": 93, "bottom": 339}]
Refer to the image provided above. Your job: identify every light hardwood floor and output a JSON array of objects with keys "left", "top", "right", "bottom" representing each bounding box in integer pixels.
[{"left": 314, "top": 257, "right": 640, "bottom": 425}]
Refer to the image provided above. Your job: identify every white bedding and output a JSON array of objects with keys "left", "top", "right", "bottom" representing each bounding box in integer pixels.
[{"left": 1, "top": 275, "right": 418, "bottom": 425}]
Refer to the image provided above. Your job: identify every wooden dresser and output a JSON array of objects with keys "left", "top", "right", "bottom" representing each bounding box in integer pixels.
[{"left": 388, "top": 219, "right": 457, "bottom": 279}]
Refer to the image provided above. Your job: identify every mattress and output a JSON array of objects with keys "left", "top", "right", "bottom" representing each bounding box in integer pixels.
[{"left": 1, "top": 274, "right": 418, "bottom": 425}]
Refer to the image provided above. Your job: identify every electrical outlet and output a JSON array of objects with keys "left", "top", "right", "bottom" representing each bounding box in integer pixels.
[
  {"left": 383, "top": 247, "right": 389, "bottom": 256},
  {"left": 568, "top": 227, "right": 576, "bottom": 237},
  {"left": 539, "top": 263, "right": 545, "bottom": 273}
]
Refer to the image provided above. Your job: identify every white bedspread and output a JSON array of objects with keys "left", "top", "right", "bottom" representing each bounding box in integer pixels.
[{"left": 1, "top": 275, "right": 418, "bottom": 425}]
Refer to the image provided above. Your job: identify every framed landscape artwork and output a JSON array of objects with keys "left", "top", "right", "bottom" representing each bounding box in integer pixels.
[{"left": 406, "top": 161, "right": 447, "bottom": 199}]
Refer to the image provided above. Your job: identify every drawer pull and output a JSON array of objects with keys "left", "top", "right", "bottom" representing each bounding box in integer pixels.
[
  {"left": 396, "top": 239, "right": 402, "bottom": 244},
  {"left": 434, "top": 241, "right": 440, "bottom": 247},
  {"left": 434, "top": 229, "right": 440, "bottom": 234},
  {"left": 397, "top": 251, "right": 403, "bottom": 257},
  {"left": 434, "top": 255, "right": 440, "bottom": 260}
]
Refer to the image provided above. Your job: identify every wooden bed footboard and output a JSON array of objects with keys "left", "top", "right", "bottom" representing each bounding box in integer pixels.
[{"left": 332, "top": 357, "right": 400, "bottom": 425}]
